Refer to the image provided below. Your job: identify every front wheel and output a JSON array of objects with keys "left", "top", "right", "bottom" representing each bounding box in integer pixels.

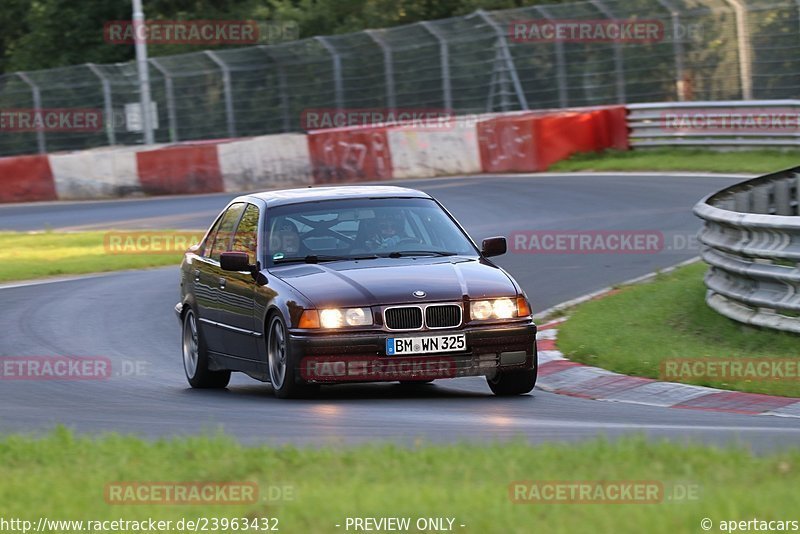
[
  {"left": 486, "top": 366, "right": 537, "bottom": 396},
  {"left": 267, "top": 314, "right": 317, "bottom": 399},
  {"left": 182, "top": 309, "right": 230, "bottom": 389}
]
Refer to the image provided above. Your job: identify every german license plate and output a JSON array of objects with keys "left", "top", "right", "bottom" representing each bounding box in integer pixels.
[{"left": 386, "top": 334, "right": 466, "bottom": 356}]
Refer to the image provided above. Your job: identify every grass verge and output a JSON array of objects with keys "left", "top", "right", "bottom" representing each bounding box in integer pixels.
[
  {"left": 556, "top": 262, "right": 800, "bottom": 397},
  {"left": 1, "top": 429, "right": 799, "bottom": 533},
  {"left": 0, "top": 231, "right": 201, "bottom": 283},
  {"left": 549, "top": 148, "right": 800, "bottom": 174}
]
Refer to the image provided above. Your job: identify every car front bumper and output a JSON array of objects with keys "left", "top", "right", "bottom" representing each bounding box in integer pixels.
[{"left": 287, "top": 321, "right": 537, "bottom": 384}]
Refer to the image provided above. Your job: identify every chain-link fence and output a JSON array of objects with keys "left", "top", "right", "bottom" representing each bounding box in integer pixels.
[{"left": 1, "top": 0, "right": 799, "bottom": 157}]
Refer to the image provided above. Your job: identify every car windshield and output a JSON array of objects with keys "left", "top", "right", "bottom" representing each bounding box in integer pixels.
[{"left": 266, "top": 197, "right": 477, "bottom": 265}]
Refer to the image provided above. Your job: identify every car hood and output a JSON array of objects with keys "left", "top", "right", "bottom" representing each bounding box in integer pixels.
[{"left": 269, "top": 257, "right": 517, "bottom": 308}]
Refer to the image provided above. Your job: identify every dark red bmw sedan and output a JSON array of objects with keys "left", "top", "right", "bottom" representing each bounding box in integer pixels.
[{"left": 176, "top": 186, "right": 537, "bottom": 398}]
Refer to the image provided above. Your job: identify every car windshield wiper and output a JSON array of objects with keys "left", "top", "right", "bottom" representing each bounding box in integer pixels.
[
  {"left": 274, "top": 254, "right": 379, "bottom": 264},
  {"left": 385, "top": 250, "right": 458, "bottom": 258}
]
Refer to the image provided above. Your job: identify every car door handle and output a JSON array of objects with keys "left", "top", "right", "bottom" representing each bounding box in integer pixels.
[
  {"left": 193, "top": 269, "right": 200, "bottom": 282},
  {"left": 218, "top": 277, "right": 227, "bottom": 289}
]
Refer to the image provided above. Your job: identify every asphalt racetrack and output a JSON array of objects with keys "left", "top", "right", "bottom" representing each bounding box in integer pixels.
[{"left": 1, "top": 173, "right": 798, "bottom": 451}]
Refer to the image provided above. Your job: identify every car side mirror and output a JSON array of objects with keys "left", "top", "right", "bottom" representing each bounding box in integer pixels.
[
  {"left": 481, "top": 236, "right": 507, "bottom": 257},
  {"left": 220, "top": 251, "right": 253, "bottom": 272}
]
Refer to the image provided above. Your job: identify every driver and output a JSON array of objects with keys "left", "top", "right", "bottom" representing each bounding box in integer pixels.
[
  {"left": 270, "top": 221, "right": 301, "bottom": 257},
  {"left": 366, "top": 213, "right": 404, "bottom": 251}
]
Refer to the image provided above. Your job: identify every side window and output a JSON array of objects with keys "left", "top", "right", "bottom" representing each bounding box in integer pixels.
[
  {"left": 208, "top": 203, "right": 246, "bottom": 261},
  {"left": 200, "top": 216, "right": 224, "bottom": 257},
  {"left": 232, "top": 204, "right": 260, "bottom": 264}
]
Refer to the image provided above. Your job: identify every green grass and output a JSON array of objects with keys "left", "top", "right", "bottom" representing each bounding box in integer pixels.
[
  {"left": 557, "top": 263, "right": 800, "bottom": 397},
  {"left": 0, "top": 231, "right": 203, "bottom": 283},
  {"left": 550, "top": 148, "right": 800, "bottom": 174},
  {"left": 1, "top": 429, "right": 799, "bottom": 533}
]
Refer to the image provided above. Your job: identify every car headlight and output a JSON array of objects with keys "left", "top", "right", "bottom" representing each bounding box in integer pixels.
[
  {"left": 319, "top": 307, "right": 373, "bottom": 328},
  {"left": 470, "top": 297, "right": 531, "bottom": 320},
  {"left": 470, "top": 300, "right": 494, "bottom": 320},
  {"left": 492, "top": 298, "right": 516, "bottom": 319}
]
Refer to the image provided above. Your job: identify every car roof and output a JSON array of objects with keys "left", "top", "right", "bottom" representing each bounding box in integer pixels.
[{"left": 240, "top": 185, "right": 432, "bottom": 207}]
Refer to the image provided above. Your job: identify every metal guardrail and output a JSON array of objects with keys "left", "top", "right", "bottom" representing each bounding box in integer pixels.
[
  {"left": 628, "top": 100, "right": 800, "bottom": 147},
  {"left": 694, "top": 166, "right": 800, "bottom": 334}
]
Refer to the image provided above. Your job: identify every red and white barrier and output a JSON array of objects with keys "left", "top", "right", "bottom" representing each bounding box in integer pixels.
[
  {"left": 49, "top": 146, "right": 143, "bottom": 200},
  {"left": 218, "top": 134, "right": 312, "bottom": 191},
  {"left": 0, "top": 155, "right": 57, "bottom": 203},
  {"left": 136, "top": 144, "right": 224, "bottom": 195},
  {"left": 478, "top": 107, "right": 629, "bottom": 173},
  {"left": 0, "top": 106, "right": 629, "bottom": 203},
  {"left": 307, "top": 126, "right": 392, "bottom": 184},
  {"left": 388, "top": 122, "right": 481, "bottom": 179}
]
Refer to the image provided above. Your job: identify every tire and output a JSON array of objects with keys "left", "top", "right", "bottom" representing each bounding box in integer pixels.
[
  {"left": 486, "top": 365, "right": 537, "bottom": 396},
  {"left": 267, "top": 313, "right": 318, "bottom": 399},
  {"left": 182, "top": 308, "right": 231, "bottom": 389}
]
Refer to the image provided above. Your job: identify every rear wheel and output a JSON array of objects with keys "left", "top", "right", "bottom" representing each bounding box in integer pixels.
[
  {"left": 182, "top": 308, "right": 230, "bottom": 389},
  {"left": 487, "top": 365, "right": 537, "bottom": 396},
  {"left": 267, "top": 314, "right": 317, "bottom": 399}
]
